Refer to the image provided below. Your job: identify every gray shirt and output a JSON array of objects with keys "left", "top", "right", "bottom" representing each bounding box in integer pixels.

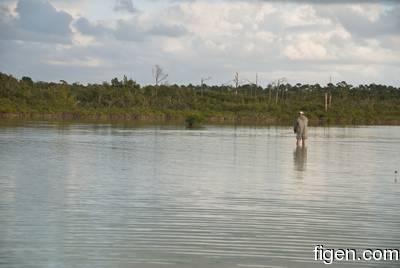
[{"left": 294, "top": 115, "right": 308, "bottom": 139}]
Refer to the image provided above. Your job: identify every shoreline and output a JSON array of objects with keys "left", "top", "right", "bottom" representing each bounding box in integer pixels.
[{"left": 1, "top": 112, "right": 400, "bottom": 126}]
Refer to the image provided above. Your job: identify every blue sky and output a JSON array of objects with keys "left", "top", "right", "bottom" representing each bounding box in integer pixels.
[{"left": 0, "top": 0, "right": 399, "bottom": 86}]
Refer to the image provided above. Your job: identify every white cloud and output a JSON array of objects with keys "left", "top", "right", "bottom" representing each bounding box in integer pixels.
[
  {"left": 0, "top": 0, "right": 399, "bottom": 86},
  {"left": 43, "top": 57, "right": 102, "bottom": 67},
  {"left": 283, "top": 41, "right": 330, "bottom": 61}
]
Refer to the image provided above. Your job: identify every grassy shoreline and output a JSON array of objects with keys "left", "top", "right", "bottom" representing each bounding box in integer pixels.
[
  {"left": 1, "top": 111, "right": 400, "bottom": 126},
  {"left": 2, "top": 72, "right": 400, "bottom": 126}
]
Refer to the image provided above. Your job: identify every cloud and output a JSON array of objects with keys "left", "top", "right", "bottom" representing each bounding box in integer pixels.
[
  {"left": 74, "top": 17, "right": 109, "bottom": 36},
  {"left": 114, "top": 0, "right": 137, "bottom": 13},
  {"left": 74, "top": 16, "right": 189, "bottom": 41},
  {"left": 0, "top": 0, "right": 73, "bottom": 43},
  {"left": 112, "top": 19, "right": 147, "bottom": 41},
  {"left": 147, "top": 24, "right": 188, "bottom": 37},
  {"left": 0, "top": 0, "right": 399, "bottom": 86},
  {"left": 16, "top": 0, "right": 72, "bottom": 35},
  {"left": 44, "top": 57, "right": 102, "bottom": 67},
  {"left": 171, "top": 0, "right": 399, "bottom": 3},
  {"left": 315, "top": 4, "right": 400, "bottom": 38}
]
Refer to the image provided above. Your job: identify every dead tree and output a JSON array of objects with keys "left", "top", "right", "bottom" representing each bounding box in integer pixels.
[
  {"left": 325, "top": 92, "right": 328, "bottom": 111},
  {"left": 255, "top": 73, "right": 258, "bottom": 97},
  {"left": 244, "top": 73, "right": 259, "bottom": 97},
  {"left": 326, "top": 76, "right": 333, "bottom": 111},
  {"left": 152, "top": 65, "right": 168, "bottom": 86},
  {"left": 233, "top": 72, "right": 240, "bottom": 95},
  {"left": 200, "top": 77, "right": 212, "bottom": 97},
  {"left": 268, "top": 83, "right": 272, "bottom": 102},
  {"left": 152, "top": 65, "right": 168, "bottom": 101},
  {"left": 274, "top": 78, "right": 286, "bottom": 104}
]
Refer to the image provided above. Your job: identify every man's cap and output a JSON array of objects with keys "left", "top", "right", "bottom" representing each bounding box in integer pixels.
[{"left": 299, "top": 111, "right": 304, "bottom": 115}]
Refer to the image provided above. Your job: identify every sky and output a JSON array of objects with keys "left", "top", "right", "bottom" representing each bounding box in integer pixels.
[{"left": 0, "top": 0, "right": 399, "bottom": 86}]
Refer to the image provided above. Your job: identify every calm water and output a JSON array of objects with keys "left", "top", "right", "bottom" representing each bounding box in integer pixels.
[{"left": 0, "top": 122, "right": 399, "bottom": 268}]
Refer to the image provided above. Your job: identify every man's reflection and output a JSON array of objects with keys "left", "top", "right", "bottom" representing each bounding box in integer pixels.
[{"left": 294, "top": 146, "right": 307, "bottom": 172}]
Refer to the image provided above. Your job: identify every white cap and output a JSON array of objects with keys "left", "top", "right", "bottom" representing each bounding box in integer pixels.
[{"left": 299, "top": 111, "right": 304, "bottom": 115}]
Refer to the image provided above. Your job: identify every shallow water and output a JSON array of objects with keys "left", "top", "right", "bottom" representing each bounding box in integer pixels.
[{"left": 0, "top": 122, "right": 399, "bottom": 268}]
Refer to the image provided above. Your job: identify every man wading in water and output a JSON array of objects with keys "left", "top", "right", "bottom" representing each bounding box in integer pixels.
[{"left": 294, "top": 111, "right": 308, "bottom": 147}]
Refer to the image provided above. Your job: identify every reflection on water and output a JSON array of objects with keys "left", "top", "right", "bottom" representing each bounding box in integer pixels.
[
  {"left": 294, "top": 146, "right": 307, "bottom": 172},
  {"left": 0, "top": 122, "right": 399, "bottom": 268}
]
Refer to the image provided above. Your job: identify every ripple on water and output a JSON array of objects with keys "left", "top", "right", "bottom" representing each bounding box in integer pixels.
[{"left": 0, "top": 123, "right": 399, "bottom": 268}]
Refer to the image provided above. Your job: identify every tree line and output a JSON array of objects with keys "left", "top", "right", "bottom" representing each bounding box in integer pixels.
[{"left": 0, "top": 72, "right": 399, "bottom": 124}]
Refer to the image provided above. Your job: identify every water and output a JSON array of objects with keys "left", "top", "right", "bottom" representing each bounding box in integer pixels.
[{"left": 0, "top": 122, "right": 399, "bottom": 268}]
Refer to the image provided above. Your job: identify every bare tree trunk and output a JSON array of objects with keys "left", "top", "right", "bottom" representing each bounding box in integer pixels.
[
  {"left": 275, "top": 81, "right": 279, "bottom": 104},
  {"left": 153, "top": 65, "right": 168, "bottom": 86},
  {"left": 269, "top": 86, "right": 271, "bottom": 102},
  {"left": 325, "top": 92, "right": 328, "bottom": 111},
  {"left": 201, "top": 78, "right": 204, "bottom": 97},
  {"left": 255, "top": 73, "right": 258, "bottom": 98},
  {"left": 234, "top": 72, "right": 239, "bottom": 95}
]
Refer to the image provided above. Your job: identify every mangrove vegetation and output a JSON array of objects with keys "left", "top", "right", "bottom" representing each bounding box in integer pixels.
[{"left": 0, "top": 72, "right": 399, "bottom": 125}]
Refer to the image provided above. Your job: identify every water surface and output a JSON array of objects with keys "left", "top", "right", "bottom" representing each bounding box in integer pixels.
[{"left": 0, "top": 122, "right": 399, "bottom": 267}]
